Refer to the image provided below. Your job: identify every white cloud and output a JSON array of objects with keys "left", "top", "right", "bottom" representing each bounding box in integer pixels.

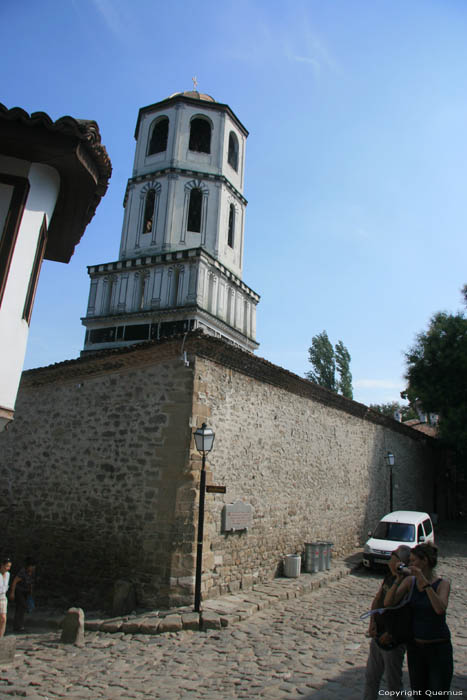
[
  {"left": 223, "top": 4, "right": 338, "bottom": 80},
  {"left": 89, "top": 0, "right": 132, "bottom": 45},
  {"left": 283, "top": 13, "right": 339, "bottom": 78}
]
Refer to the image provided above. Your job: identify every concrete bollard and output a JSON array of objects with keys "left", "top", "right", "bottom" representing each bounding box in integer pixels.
[
  {"left": 0, "top": 638, "right": 16, "bottom": 664},
  {"left": 61, "top": 607, "right": 85, "bottom": 647}
]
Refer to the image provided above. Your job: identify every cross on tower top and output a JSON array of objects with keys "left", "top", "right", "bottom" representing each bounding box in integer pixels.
[{"left": 192, "top": 75, "right": 198, "bottom": 91}]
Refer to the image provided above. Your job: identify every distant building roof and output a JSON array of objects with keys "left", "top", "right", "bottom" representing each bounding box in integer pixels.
[
  {"left": 0, "top": 103, "right": 112, "bottom": 263},
  {"left": 404, "top": 419, "right": 439, "bottom": 437}
]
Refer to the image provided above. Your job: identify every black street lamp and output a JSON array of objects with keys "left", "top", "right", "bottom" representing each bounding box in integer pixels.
[
  {"left": 193, "top": 422, "right": 215, "bottom": 613},
  {"left": 385, "top": 451, "right": 395, "bottom": 512}
]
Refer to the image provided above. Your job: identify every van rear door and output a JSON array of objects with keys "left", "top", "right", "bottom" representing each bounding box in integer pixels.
[{"left": 422, "top": 517, "right": 434, "bottom": 543}]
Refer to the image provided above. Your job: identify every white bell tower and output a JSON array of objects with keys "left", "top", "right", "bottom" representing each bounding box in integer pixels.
[{"left": 82, "top": 90, "right": 259, "bottom": 352}]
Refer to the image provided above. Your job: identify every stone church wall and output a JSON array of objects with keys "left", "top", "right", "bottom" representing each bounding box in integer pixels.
[
  {"left": 190, "top": 344, "right": 437, "bottom": 599},
  {"left": 0, "top": 334, "right": 439, "bottom": 609},
  {"left": 0, "top": 344, "right": 196, "bottom": 608}
]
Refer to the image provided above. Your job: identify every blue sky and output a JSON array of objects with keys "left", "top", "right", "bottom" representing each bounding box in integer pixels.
[{"left": 2, "top": 0, "right": 467, "bottom": 406}]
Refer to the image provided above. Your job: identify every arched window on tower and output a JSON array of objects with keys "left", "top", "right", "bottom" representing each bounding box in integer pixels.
[
  {"left": 189, "top": 118, "right": 211, "bottom": 154},
  {"left": 187, "top": 188, "right": 202, "bottom": 232},
  {"left": 228, "top": 204, "right": 235, "bottom": 248},
  {"left": 148, "top": 117, "right": 169, "bottom": 155},
  {"left": 228, "top": 131, "right": 239, "bottom": 171},
  {"left": 142, "top": 189, "right": 156, "bottom": 234}
]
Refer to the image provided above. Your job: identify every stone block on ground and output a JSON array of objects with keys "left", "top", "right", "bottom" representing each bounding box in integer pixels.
[
  {"left": 84, "top": 620, "right": 103, "bottom": 631},
  {"left": 60, "top": 607, "right": 85, "bottom": 647},
  {"left": 201, "top": 611, "right": 221, "bottom": 630},
  {"left": 238, "top": 597, "right": 265, "bottom": 611},
  {"left": 157, "top": 614, "right": 182, "bottom": 633},
  {"left": 121, "top": 621, "right": 142, "bottom": 634},
  {"left": 99, "top": 621, "right": 123, "bottom": 633},
  {"left": 0, "top": 637, "right": 16, "bottom": 664},
  {"left": 138, "top": 618, "right": 160, "bottom": 635},
  {"left": 220, "top": 614, "right": 240, "bottom": 627},
  {"left": 203, "top": 599, "right": 240, "bottom": 615},
  {"left": 252, "top": 585, "right": 288, "bottom": 600},
  {"left": 181, "top": 613, "right": 200, "bottom": 631}
]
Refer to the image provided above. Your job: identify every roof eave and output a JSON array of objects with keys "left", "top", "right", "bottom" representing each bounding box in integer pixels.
[{"left": 0, "top": 104, "right": 112, "bottom": 263}]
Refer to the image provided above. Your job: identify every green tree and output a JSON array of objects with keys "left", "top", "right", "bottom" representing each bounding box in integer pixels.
[
  {"left": 403, "top": 308, "right": 467, "bottom": 465},
  {"left": 335, "top": 340, "right": 353, "bottom": 399},
  {"left": 306, "top": 332, "right": 353, "bottom": 398},
  {"left": 369, "top": 401, "right": 417, "bottom": 421},
  {"left": 306, "top": 331, "right": 336, "bottom": 391}
]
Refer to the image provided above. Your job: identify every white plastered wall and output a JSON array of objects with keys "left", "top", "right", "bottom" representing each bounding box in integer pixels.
[{"left": 0, "top": 161, "right": 60, "bottom": 415}]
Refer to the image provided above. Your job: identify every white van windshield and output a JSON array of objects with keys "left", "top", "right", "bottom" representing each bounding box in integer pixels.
[{"left": 373, "top": 522, "right": 415, "bottom": 542}]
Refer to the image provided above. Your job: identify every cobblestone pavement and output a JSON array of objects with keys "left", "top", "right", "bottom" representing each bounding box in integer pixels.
[{"left": 1, "top": 523, "right": 466, "bottom": 699}]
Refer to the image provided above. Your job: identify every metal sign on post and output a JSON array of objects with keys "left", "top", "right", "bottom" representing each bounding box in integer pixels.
[{"left": 206, "top": 485, "right": 226, "bottom": 494}]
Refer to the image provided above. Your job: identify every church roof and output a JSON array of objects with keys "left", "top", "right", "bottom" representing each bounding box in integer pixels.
[
  {"left": 168, "top": 90, "right": 216, "bottom": 102},
  {"left": 0, "top": 103, "right": 112, "bottom": 263}
]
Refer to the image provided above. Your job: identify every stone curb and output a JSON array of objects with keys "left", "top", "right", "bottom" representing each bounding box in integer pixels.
[{"left": 17, "top": 560, "right": 358, "bottom": 638}]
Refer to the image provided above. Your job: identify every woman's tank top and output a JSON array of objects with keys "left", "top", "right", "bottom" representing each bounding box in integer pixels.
[{"left": 410, "top": 578, "right": 450, "bottom": 640}]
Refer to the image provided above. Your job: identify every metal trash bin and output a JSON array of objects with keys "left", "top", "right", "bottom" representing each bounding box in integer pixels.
[
  {"left": 304, "top": 542, "right": 321, "bottom": 573},
  {"left": 325, "top": 542, "right": 333, "bottom": 570},
  {"left": 284, "top": 554, "right": 301, "bottom": 578},
  {"left": 317, "top": 542, "right": 327, "bottom": 571}
]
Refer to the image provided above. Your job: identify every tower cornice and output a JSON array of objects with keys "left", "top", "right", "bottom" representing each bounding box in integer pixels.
[
  {"left": 123, "top": 167, "right": 247, "bottom": 208},
  {"left": 86, "top": 246, "right": 260, "bottom": 301}
]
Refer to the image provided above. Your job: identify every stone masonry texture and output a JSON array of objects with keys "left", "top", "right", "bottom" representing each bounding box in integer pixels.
[{"left": 0, "top": 332, "right": 441, "bottom": 609}]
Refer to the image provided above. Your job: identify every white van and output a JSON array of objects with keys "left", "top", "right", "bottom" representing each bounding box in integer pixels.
[{"left": 362, "top": 510, "right": 434, "bottom": 569}]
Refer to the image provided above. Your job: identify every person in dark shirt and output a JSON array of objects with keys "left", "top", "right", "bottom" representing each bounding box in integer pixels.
[
  {"left": 363, "top": 545, "right": 412, "bottom": 699},
  {"left": 9, "top": 557, "right": 36, "bottom": 632},
  {"left": 384, "top": 542, "right": 452, "bottom": 695}
]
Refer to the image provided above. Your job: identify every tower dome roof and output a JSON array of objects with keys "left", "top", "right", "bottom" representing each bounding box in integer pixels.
[{"left": 169, "top": 90, "right": 216, "bottom": 103}]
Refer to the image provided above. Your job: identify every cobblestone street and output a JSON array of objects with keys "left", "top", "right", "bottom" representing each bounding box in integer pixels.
[{"left": 1, "top": 524, "right": 466, "bottom": 699}]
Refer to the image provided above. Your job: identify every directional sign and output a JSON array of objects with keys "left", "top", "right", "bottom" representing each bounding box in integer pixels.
[{"left": 206, "top": 484, "right": 226, "bottom": 494}]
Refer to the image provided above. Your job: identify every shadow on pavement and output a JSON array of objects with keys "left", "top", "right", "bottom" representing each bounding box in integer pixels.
[{"left": 298, "top": 666, "right": 467, "bottom": 700}]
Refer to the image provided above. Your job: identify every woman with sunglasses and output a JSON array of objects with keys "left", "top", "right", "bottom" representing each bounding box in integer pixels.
[
  {"left": 0, "top": 556, "right": 12, "bottom": 637},
  {"left": 384, "top": 542, "right": 453, "bottom": 695}
]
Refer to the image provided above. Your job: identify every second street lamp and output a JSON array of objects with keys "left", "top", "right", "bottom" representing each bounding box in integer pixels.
[
  {"left": 193, "top": 422, "right": 215, "bottom": 613},
  {"left": 385, "top": 451, "right": 395, "bottom": 512}
]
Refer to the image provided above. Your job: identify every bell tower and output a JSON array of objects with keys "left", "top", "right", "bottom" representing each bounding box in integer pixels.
[{"left": 82, "top": 90, "right": 259, "bottom": 352}]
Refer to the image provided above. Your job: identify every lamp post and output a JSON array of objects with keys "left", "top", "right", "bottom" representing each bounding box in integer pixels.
[
  {"left": 193, "top": 422, "right": 215, "bottom": 613},
  {"left": 385, "top": 451, "right": 395, "bottom": 512}
]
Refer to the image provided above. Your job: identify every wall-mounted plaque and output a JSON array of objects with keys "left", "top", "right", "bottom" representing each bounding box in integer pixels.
[{"left": 222, "top": 501, "right": 253, "bottom": 532}]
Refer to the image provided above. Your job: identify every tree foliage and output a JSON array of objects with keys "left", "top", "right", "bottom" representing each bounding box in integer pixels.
[
  {"left": 306, "top": 331, "right": 353, "bottom": 398},
  {"left": 403, "top": 307, "right": 467, "bottom": 464},
  {"left": 335, "top": 340, "right": 353, "bottom": 399},
  {"left": 369, "top": 401, "right": 417, "bottom": 421}
]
